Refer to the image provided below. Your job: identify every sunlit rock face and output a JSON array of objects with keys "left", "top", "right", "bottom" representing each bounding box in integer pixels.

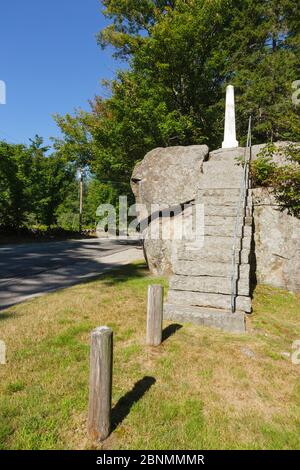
[
  {"left": 131, "top": 145, "right": 209, "bottom": 210},
  {"left": 131, "top": 145, "right": 209, "bottom": 275},
  {"left": 252, "top": 188, "right": 300, "bottom": 293}
]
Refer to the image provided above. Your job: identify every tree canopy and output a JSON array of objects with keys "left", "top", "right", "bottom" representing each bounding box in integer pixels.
[
  {"left": 56, "top": 0, "right": 300, "bottom": 197},
  {"left": 0, "top": 138, "right": 75, "bottom": 231},
  {"left": 1, "top": 1, "right": 299, "bottom": 233}
]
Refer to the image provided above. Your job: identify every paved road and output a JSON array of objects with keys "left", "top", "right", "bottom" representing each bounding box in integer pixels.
[{"left": 0, "top": 239, "right": 143, "bottom": 309}]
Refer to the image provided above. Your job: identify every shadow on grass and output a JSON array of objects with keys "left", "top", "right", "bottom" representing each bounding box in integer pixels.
[
  {"left": 0, "top": 258, "right": 147, "bottom": 311},
  {"left": 162, "top": 323, "right": 182, "bottom": 343},
  {"left": 101, "top": 262, "right": 149, "bottom": 287},
  {"left": 111, "top": 376, "right": 156, "bottom": 431},
  {"left": 0, "top": 311, "right": 15, "bottom": 322}
]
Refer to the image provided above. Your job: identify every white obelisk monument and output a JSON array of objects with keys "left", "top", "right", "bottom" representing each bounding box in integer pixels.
[{"left": 222, "top": 85, "right": 239, "bottom": 149}]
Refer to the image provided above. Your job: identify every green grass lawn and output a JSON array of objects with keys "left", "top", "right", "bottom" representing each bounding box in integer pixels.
[{"left": 0, "top": 262, "right": 299, "bottom": 450}]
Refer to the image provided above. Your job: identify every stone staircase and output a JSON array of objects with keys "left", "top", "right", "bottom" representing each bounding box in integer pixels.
[{"left": 164, "top": 148, "right": 253, "bottom": 333}]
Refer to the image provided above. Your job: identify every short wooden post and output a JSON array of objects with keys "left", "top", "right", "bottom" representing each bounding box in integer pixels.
[
  {"left": 0, "top": 340, "right": 6, "bottom": 365},
  {"left": 88, "top": 326, "right": 113, "bottom": 442},
  {"left": 146, "top": 285, "right": 164, "bottom": 346}
]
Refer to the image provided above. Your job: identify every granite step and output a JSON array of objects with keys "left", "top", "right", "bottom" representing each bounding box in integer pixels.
[
  {"left": 199, "top": 188, "right": 241, "bottom": 197},
  {"left": 198, "top": 189, "right": 252, "bottom": 206},
  {"left": 204, "top": 215, "right": 253, "bottom": 227},
  {"left": 175, "top": 246, "right": 250, "bottom": 264},
  {"left": 164, "top": 303, "right": 246, "bottom": 333},
  {"left": 200, "top": 197, "right": 250, "bottom": 207},
  {"left": 182, "top": 235, "right": 252, "bottom": 251},
  {"left": 167, "top": 289, "right": 252, "bottom": 313},
  {"left": 170, "top": 274, "right": 250, "bottom": 296},
  {"left": 172, "top": 260, "right": 250, "bottom": 279},
  {"left": 204, "top": 224, "right": 252, "bottom": 237},
  {"left": 202, "top": 163, "right": 244, "bottom": 190},
  {"left": 199, "top": 189, "right": 240, "bottom": 203},
  {"left": 200, "top": 205, "right": 250, "bottom": 217}
]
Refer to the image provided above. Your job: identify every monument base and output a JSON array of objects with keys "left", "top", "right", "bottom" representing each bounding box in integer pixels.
[{"left": 222, "top": 140, "right": 239, "bottom": 149}]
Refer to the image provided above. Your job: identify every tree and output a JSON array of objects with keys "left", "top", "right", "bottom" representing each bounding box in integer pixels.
[
  {"left": 98, "top": 1, "right": 177, "bottom": 58},
  {"left": 53, "top": 112, "right": 94, "bottom": 231},
  {"left": 54, "top": 0, "right": 300, "bottom": 211},
  {"left": 97, "top": 0, "right": 300, "bottom": 147},
  {"left": 0, "top": 138, "right": 76, "bottom": 231},
  {"left": 0, "top": 142, "right": 30, "bottom": 229},
  {"left": 223, "top": 0, "right": 300, "bottom": 143},
  {"left": 250, "top": 143, "right": 300, "bottom": 217}
]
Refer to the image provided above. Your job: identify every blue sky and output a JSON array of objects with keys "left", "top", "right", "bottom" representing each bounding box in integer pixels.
[{"left": 0, "top": 0, "right": 123, "bottom": 147}]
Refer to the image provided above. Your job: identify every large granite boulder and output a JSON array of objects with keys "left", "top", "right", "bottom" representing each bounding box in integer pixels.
[
  {"left": 142, "top": 203, "right": 195, "bottom": 275},
  {"left": 131, "top": 145, "right": 209, "bottom": 211},
  {"left": 130, "top": 145, "right": 209, "bottom": 275},
  {"left": 252, "top": 188, "right": 300, "bottom": 292},
  {"left": 251, "top": 141, "right": 295, "bottom": 165}
]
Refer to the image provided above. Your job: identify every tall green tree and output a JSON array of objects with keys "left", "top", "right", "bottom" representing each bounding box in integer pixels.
[
  {"left": 54, "top": 0, "right": 300, "bottom": 209},
  {"left": 97, "top": 0, "right": 300, "bottom": 146},
  {"left": 53, "top": 112, "right": 94, "bottom": 230},
  {"left": 223, "top": 0, "right": 300, "bottom": 142},
  {"left": 0, "top": 142, "right": 31, "bottom": 229},
  {"left": 0, "top": 138, "right": 76, "bottom": 230}
]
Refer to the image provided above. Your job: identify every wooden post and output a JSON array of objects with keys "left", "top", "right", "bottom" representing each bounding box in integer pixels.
[
  {"left": 88, "top": 326, "right": 113, "bottom": 442},
  {"left": 0, "top": 340, "right": 6, "bottom": 365},
  {"left": 146, "top": 285, "right": 164, "bottom": 346}
]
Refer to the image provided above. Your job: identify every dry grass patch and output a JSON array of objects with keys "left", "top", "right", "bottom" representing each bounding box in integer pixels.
[{"left": 0, "top": 263, "right": 299, "bottom": 450}]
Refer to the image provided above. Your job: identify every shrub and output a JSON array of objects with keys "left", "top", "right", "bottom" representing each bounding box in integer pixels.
[{"left": 250, "top": 143, "right": 300, "bottom": 218}]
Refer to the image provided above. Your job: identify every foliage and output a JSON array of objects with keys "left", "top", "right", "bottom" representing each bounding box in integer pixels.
[
  {"left": 0, "top": 142, "right": 30, "bottom": 229},
  {"left": 53, "top": 112, "right": 93, "bottom": 171},
  {"left": 250, "top": 143, "right": 300, "bottom": 217},
  {"left": 250, "top": 143, "right": 278, "bottom": 186},
  {"left": 2, "top": 2, "right": 300, "bottom": 233},
  {"left": 55, "top": 0, "right": 300, "bottom": 208},
  {"left": 98, "top": 0, "right": 300, "bottom": 145},
  {"left": 0, "top": 136, "right": 125, "bottom": 234},
  {"left": 54, "top": 177, "right": 120, "bottom": 231},
  {"left": 0, "top": 138, "right": 76, "bottom": 231}
]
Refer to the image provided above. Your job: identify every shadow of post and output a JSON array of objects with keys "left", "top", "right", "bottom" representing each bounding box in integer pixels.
[
  {"left": 111, "top": 376, "right": 156, "bottom": 431},
  {"left": 0, "top": 311, "right": 15, "bottom": 321},
  {"left": 249, "top": 217, "right": 257, "bottom": 298},
  {"left": 162, "top": 323, "right": 182, "bottom": 343}
]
